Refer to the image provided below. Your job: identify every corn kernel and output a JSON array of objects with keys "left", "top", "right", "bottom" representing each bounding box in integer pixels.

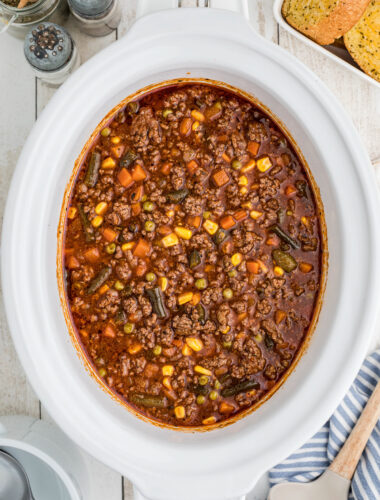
[
  {"left": 161, "top": 232, "right": 179, "bottom": 247},
  {"left": 257, "top": 259, "right": 268, "bottom": 273},
  {"left": 186, "top": 337, "right": 204, "bottom": 352},
  {"left": 300, "top": 262, "right": 313, "bottom": 273},
  {"left": 257, "top": 156, "right": 272, "bottom": 173},
  {"left": 178, "top": 291, "right": 193, "bottom": 305},
  {"left": 238, "top": 175, "right": 248, "bottom": 186},
  {"left": 174, "top": 226, "right": 192, "bottom": 240},
  {"left": 182, "top": 345, "right": 192, "bottom": 356},
  {"left": 128, "top": 343, "right": 142, "bottom": 355},
  {"left": 192, "top": 120, "right": 200, "bottom": 131},
  {"left": 174, "top": 406, "right": 185, "bottom": 419},
  {"left": 194, "top": 365, "right": 212, "bottom": 376},
  {"left": 202, "top": 416, "right": 216, "bottom": 425},
  {"left": 250, "top": 210, "right": 263, "bottom": 220},
  {"left": 162, "top": 365, "right": 174, "bottom": 376},
  {"left": 67, "top": 207, "right": 77, "bottom": 219},
  {"left": 231, "top": 253, "right": 243, "bottom": 266},
  {"left": 122, "top": 242, "right": 135, "bottom": 252},
  {"left": 221, "top": 326, "right": 230, "bottom": 334},
  {"left": 191, "top": 109, "right": 205, "bottom": 122},
  {"left": 301, "top": 216, "right": 310, "bottom": 228},
  {"left": 163, "top": 377, "right": 172, "bottom": 390},
  {"left": 166, "top": 209, "right": 175, "bottom": 217},
  {"left": 241, "top": 202, "right": 253, "bottom": 209},
  {"left": 91, "top": 215, "right": 104, "bottom": 228},
  {"left": 203, "top": 219, "right": 219, "bottom": 235},
  {"left": 158, "top": 276, "right": 168, "bottom": 292},
  {"left": 241, "top": 159, "right": 256, "bottom": 173},
  {"left": 110, "top": 136, "right": 121, "bottom": 144},
  {"left": 274, "top": 266, "right": 284, "bottom": 277},
  {"left": 101, "top": 157, "right": 116, "bottom": 169},
  {"left": 239, "top": 187, "right": 247, "bottom": 195},
  {"left": 95, "top": 202, "right": 108, "bottom": 215}
]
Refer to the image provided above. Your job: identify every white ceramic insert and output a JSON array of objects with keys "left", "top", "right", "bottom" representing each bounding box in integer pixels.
[{"left": 2, "top": 6, "right": 380, "bottom": 500}]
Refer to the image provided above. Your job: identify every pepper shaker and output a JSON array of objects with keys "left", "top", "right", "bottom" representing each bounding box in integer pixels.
[
  {"left": 67, "top": 0, "right": 121, "bottom": 37},
  {"left": 24, "top": 22, "right": 80, "bottom": 86}
]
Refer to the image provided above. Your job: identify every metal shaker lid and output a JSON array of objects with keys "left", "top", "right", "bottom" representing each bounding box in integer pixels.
[
  {"left": 67, "top": 0, "right": 113, "bottom": 17},
  {"left": 24, "top": 23, "right": 73, "bottom": 72}
]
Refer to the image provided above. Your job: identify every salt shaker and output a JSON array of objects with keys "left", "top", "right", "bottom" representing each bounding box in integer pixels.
[
  {"left": 24, "top": 22, "right": 80, "bottom": 86},
  {"left": 67, "top": 0, "right": 121, "bottom": 37}
]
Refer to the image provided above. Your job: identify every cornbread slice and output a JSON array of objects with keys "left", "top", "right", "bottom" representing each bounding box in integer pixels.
[
  {"left": 344, "top": 0, "right": 380, "bottom": 82},
  {"left": 282, "top": 0, "right": 371, "bottom": 45}
]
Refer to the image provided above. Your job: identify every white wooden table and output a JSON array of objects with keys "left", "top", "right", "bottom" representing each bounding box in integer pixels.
[{"left": 0, "top": 1, "right": 379, "bottom": 499}]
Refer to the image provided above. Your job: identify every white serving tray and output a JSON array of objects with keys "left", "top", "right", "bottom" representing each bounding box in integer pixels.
[{"left": 273, "top": 0, "right": 380, "bottom": 89}]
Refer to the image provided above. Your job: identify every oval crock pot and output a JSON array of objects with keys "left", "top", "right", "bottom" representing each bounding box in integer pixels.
[{"left": 2, "top": 5, "right": 380, "bottom": 500}]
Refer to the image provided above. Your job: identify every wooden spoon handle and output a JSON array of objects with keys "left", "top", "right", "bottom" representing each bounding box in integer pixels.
[{"left": 329, "top": 378, "right": 380, "bottom": 480}]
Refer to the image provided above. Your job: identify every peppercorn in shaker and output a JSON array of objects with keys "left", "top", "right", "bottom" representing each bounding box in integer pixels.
[
  {"left": 67, "top": 0, "right": 121, "bottom": 37},
  {"left": 24, "top": 22, "right": 80, "bottom": 86}
]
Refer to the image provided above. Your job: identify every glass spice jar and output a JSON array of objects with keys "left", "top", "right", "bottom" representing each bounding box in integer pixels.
[
  {"left": 24, "top": 22, "right": 80, "bottom": 86},
  {"left": 67, "top": 0, "right": 121, "bottom": 37},
  {"left": 0, "top": 0, "right": 68, "bottom": 39}
]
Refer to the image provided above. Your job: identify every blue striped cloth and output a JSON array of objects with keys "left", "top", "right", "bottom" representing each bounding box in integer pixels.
[{"left": 269, "top": 350, "right": 380, "bottom": 499}]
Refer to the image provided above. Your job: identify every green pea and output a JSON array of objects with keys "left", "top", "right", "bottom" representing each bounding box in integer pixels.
[
  {"left": 195, "top": 278, "right": 207, "bottom": 290},
  {"left": 162, "top": 108, "right": 173, "bottom": 118},
  {"left": 199, "top": 375, "right": 209, "bottom": 385},
  {"left": 146, "top": 272, "right": 156, "bottom": 282},
  {"left": 114, "top": 280, "right": 124, "bottom": 291},
  {"left": 228, "top": 269, "right": 237, "bottom": 278},
  {"left": 203, "top": 211, "right": 211, "bottom": 219},
  {"left": 196, "top": 395, "right": 205, "bottom": 405},
  {"left": 209, "top": 390, "right": 218, "bottom": 400},
  {"left": 254, "top": 334, "right": 263, "bottom": 343},
  {"left": 153, "top": 345, "right": 162, "bottom": 356},
  {"left": 98, "top": 368, "right": 107, "bottom": 378},
  {"left": 100, "top": 127, "right": 111, "bottom": 137},
  {"left": 214, "top": 380, "right": 221, "bottom": 389},
  {"left": 143, "top": 201, "right": 154, "bottom": 212},
  {"left": 223, "top": 341, "right": 232, "bottom": 349},
  {"left": 223, "top": 288, "right": 233, "bottom": 300},
  {"left": 144, "top": 220, "right": 156, "bottom": 232},
  {"left": 106, "top": 243, "right": 116, "bottom": 254},
  {"left": 232, "top": 159, "right": 242, "bottom": 170},
  {"left": 124, "top": 323, "right": 135, "bottom": 334}
]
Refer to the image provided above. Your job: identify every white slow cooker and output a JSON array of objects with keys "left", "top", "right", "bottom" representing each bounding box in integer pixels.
[{"left": 2, "top": 4, "right": 380, "bottom": 500}]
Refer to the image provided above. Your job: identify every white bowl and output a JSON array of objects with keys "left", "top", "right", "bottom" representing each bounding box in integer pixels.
[{"left": 2, "top": 7, "right": 380, "bottom": 500}]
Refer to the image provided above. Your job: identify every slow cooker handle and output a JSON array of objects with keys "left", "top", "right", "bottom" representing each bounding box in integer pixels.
[
  {"left": 136, "top": 0, "right": 250, "bottom": 20},
  {"left": 133, "top": 485, "right": 247, "bottom": 500}
]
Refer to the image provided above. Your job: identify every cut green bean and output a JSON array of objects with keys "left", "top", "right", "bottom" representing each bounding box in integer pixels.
[
  {"left": 166, "top": 188, "right": 189, "bottom": 203},
  {"left": 77, "top": 203, "right": 95, "bottom": 243},
  {"left": 86, "top": 266, "right": 112, "bottom": 295},
  {"left": 130, "top": 393, "right": 167, "bottom": 408},
  {"left": 189, "top": 250, "right": 201, "bottom": 269},
  {"left": 84, "top": 151, "right": 101, "bottom": 188},
  {"left": 269, "top": 224, "right": 300, "bottom": 249},
  {"left": 146, "top": 287, "right": 166, "bottom": 318},
  {"left": 272, "top": 249, "right": 297, "bottom": 273},
  {"left": 221, "top": 379, "right": 259, "bottom": 397}
]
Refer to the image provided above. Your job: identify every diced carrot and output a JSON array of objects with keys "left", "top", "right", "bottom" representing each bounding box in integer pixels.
[
  {"left": 222, "top": 152, "right": 231, "bottom": 163},
  {"left": 247, "top": 261, "right": 259, "bottom": 274},
  {"left": 135, "top": 261, "right": 147, "bottom": 277},
  {"left": 111, "top": 145, "right": 125, "bottom": 158},
  {"left": 212, "top": 169, "right": 230, "bottom": 187},
  {"left": 187, "top": 160, "right": 198, "bottom": 174},
  {"left": 99, "top": 284, "right": 109, "bottom": 295},
  {"left": 299, "top": 262, "right": 313, "bottom": 273},
  {"left": 118, "top": 168, "right": 134, "bottom": 188},
  {"left": 161, "top": 162, "right": 171, "bottom": 175},
  {"left": 266, "top": 237, "right": 277, "bottom": 246},
  {"left": 130, "top": 185, "right": 144, "bottom": 202},
  {"left": 157, "top": 225, "right": 172, "bottom": 236},
  {"left": 84, "top": 247, "right": 100, "bottom": 263},
  {"left": 191, "top": 292, "right": 201, "bottom": 306},
  {"left": 237, "top": 312, "right": 247, "bottom": 322},
  {"left": 285, "top": 185, "right": 296, "bottom": 196},
  {"left": 67, "top": 255, "right": 80, "bottom": 269},
  {"left": 204, "top": 264, "right": 215, "bottom": 272},
  {"left": 64, "top": 247, "right": 74, "bottom": 256},
  {"left": 220, "top": 215, "right": 236, "bottom": 230},
  {"left": 129, "top": 312, "right": 141, "bottom": 323},
  {"left": 180, "top": 117, "right": 193, "bottom": 136},
  {"left": 172, "top": 339, "right": 183, "bottom": 348},
  {"left": 233, "top": 209, "right": 247, "bottom": 222},
  {"left": 219, "top": 402, "right": 235, "bottom": 414},
  {"left": 131, "top": 202, "right": 141, "bottom": 215},
  {"left": 247, "top": 141, "right": 260, "bottom": 156},
  {"left": 133, "top": 238, "right": 151, "bottom": 258},
  {"left": 80, "top": 329, "right": 88, "bottom": 339},
  {"left": 188, "top": 215, "right": 201, "bottom": 228},
  {"left": 103, "top": 227, "right": 118, "bottom": 242},
  {"left": 128, "top": 343, "right": 142, "bottom": 355},
  {"left": 104, "top": 324, "right": 116, "bottom": 338},
  {"left": 131, "top": 163, "right": 147, "bottom": 181},
  {"left": 275, "top": 310, "right": 286, "bottom": 325}
]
